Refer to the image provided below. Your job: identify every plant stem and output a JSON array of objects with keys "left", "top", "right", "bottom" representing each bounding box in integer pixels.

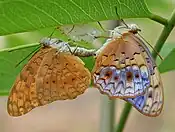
[
  {"left": 152, "top": 10, "right": 175, "bottom": 59},
  {"left": 115, "top": 9, "right": 175, "bottom": 132},
  {"left": 0, "top": 43, "right": 39, "bottom": 52},
  {"left": 0, "top": 91, "right": 9, "bottom": 96},
  {"left": 149, "top": 14, "right": 168, "bottom": 26},
  {"left": 115, "top": 103, "right": 132, "bottom": 132},
  {"left": 110, "top": 100, "right": 116, "bottom": 132},
  {"left": 100, "top": 97, "right": 115, "bottom": 132}
]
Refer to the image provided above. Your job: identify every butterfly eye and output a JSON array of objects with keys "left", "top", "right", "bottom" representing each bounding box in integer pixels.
[
  {"left": 126, "top": 71, "right": 133, "bottom": 81},
  {"left": 109, "top": 31, "right": 115, "bottom": 37}
]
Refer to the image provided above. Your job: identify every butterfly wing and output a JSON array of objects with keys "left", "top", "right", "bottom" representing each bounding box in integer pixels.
[
  {"left": 92, "top": 33, "right": 151, "bottom": 98},
  {"left": 36, "top": 48, "right": 91, "bottom": 105},
  {"left": 7, "top": 47, "right": 51, "bottom": 116},
  {"left": 124, "top": 67, "right": 163, "bottom": 116},
  {"left": 123, "top": 33, "right": 163, "bottom": 116}
]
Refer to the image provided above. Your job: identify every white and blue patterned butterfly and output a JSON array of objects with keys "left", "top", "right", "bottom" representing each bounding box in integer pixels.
[{"left": 92, "top": 24, "right": 163, "bottom": 117}]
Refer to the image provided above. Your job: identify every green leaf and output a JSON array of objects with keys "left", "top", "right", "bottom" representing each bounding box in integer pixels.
[
  {"left": 156, "top": 43, "right": 175, "bottom": 65},
  {"left": 0, "top": 0, "right": 151, "bottom": 36},
  {"left": 81, "top": 56, "right": 95, "bottom": 71},
  {"left": 159, "top": 48, "right": 175, "bottom": 73},
  {"left": 156, "top": 43, "right": 175, "bottom": 73},
  {"left": 5, "top": 34, "right": 30, "bottom": 48},
  {"left": 0, "top": 44, "right": 40, "bottom": 95},
  {"left": 146, "top": 0, "right": 174, "bottom": 12}
]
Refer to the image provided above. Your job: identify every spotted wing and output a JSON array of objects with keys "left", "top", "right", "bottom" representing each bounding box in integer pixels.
[
  {"left": 124, "top": 67, "right": 163, "bottom": 117},
  {"left": 123, "top": 33, "right": 163, "bottom": 116},
  {"left": 92, "top": 33, "right": 151, "bottom": 98},
  {"left": 7, "top": 47, "right": 51, "bottom": 116},
  {"left": 36, "top": 48, "right": 91, "bottom": 105}
]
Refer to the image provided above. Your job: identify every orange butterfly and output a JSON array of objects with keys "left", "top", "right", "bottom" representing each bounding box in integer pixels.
[
  {"left": 7, "top": 38, "right": 95, "bottom": 116},
  {"left": 92, "top": 24, "right": 164, "bottom": 117}
]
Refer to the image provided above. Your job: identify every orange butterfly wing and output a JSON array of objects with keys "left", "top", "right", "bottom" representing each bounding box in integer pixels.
[
  {"left": 36, "top": 48, "right": 91, "bottom": 105},
  {"left": 8, "top": 46, "right": 91, "bottom": 116},
  {"left": 7, "top": 47, "right": 51, "bottom": 116}
]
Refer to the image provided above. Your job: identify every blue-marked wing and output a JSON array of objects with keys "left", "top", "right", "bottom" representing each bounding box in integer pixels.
[
  {"left": 92, "top": 25, "right": 164, "bottom": 116},
  {"left": 123, "top": 33, "right": 164, "bottom": 116},
  {"left": 92, "top": 33, "right": 152, "bottom": 98},
  {"left": 124, "top": 67, "right": 163, "bottom": 117}
]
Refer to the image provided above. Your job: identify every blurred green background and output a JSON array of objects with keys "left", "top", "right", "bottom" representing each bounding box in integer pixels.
[{"left": 0, "top": 0, "right": 175, "bottom": 132}]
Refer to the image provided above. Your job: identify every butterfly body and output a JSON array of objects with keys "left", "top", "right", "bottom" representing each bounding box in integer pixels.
[
  {"left": 92, "top": 24, "right": 163, "bottom": 117},
  {"left": 40, "top": 38, "right": 96, "bottom": 57}
]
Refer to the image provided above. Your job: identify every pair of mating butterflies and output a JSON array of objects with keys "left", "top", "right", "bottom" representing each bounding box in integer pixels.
[{"left": 7, "top": 24, "right": 163, "bottom": 117}]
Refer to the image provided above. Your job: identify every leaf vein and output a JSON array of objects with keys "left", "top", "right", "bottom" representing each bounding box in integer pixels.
[
  {"left": 68, "top": 0, "right": 95, "bottom": 21},
  {"left": 22, "top": 0, "right": 63, "bottom": 25},
  {"left": 97, "top": 0, "right": 108, "bottom": 19}
]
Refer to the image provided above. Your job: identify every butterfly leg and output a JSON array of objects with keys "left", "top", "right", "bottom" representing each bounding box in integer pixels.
[
  {"left": 64, "top": 42, "right": 74, "bottom": 54},
  {"left": 66, "top": 25, "right": 75, "bottom": 34},
  {"left": 72, "top": 45, "right": 78, "bottom": 55},
  {"left": 97, "top": 21, "right": 107, "bottom": 32}
]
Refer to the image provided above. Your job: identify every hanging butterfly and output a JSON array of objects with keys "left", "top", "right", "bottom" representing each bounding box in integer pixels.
[
  {"left": 92, "top": 24, "right": 163, "bottom": 117},
  {"left": 7, "top": 37, "right": 96, "bottom": 117}
]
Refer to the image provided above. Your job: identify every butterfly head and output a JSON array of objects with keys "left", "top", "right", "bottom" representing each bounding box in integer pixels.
[
  {"left": 128, "top": 24, "right": 141, "bottom": 34},
  {"left": 40, "top": 37, "right": 71, "bottom": 52},
  {"left": 40, "top": 37, "right": 63, "bottom": 47},
  {"left": 108, "top": 24, "right": 141, "bottom": 39}
]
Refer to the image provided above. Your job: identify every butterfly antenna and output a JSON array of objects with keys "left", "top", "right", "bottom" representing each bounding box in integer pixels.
[
  {"left": 138, "top": 34, "right": 164, "bottom": 60},
  {"left": 15, "top": 45, "right": 41, "bottom": 68}
]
